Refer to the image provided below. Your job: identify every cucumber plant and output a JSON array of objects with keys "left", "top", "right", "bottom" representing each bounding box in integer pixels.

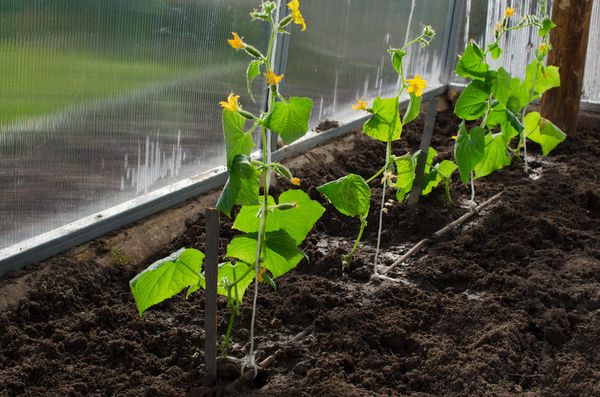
[
  {"left": 318, "top": 26, "right": 456, "bottom": 271},
  {"left": 129, "top": 0, "right": 323, "bottom": 373},
  {"left": 452, "top": 5, "right": 565, "bottom": 202}
]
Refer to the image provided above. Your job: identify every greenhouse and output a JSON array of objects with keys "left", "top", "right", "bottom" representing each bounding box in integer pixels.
[{"left": 1, "top": 0, "right": 600, "bottom": 395}]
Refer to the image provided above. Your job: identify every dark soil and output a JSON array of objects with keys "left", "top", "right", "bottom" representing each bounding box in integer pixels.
[{"left": 1, "top": 107, "right": 600, "bottom": 397}]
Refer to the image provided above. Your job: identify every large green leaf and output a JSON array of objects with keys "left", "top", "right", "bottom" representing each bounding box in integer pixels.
[
  {"left": 455, "top": 42, "right": 489, "bottom": 81},
  {"left": 317, "top": 174, "right": 371, "bottom": 218},
  {"left": 474, "top": 133, "right": 511, "bottom": 178},
  {"left": 454, "top": 80, "right": 491, "bottom": 120},
  {"left": 233, "top": 189, "right": 325, "bottom": 245},
  {"left": 223, "top": 110, "right": 254, "bottom": 169},
  {"left": 264, "top": 97, "right": 313, "bottom": 144},
  {"left": 226, "top": 230, "right": 303, "bottom": 278},
  {"left": 454, "top": 125, "right": 486, "bottom": 183},
  {"left": 525, "top": 112, "right": 566, "bottom": 156},
  {"left": 247, "top": 60, "right": 263, "bottom": 102},
  {"left": 394, "top": 154, "right": 416, "bottom": 202},
  {"left": 130, "top": 248, "right": 205, "bottom": 317},
  {"left": 363, "top": 96, "right": 402, "bottom": 142},
  {"left": 216, "top": 154, "right": 260, "bottom": 217},
  {"left": 486, "top": 103, "right": 522, "bottom": 144},
  {"left": 217, "top": 262, "right": 255, "bottom": 304}
]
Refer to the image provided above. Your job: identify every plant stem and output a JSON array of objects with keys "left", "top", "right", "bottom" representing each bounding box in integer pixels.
[
  {"left": 246, "top": 10, "right": 278, "bottom": 373},
  {"left": 343, "top": 217, "right": 367, "bottom": 269},
  {"left": 221, "top": 303, "right": 237, "bottom": 356},
  {"left": 444, "top": 180, "right": 452, "bottom": 206},
  {"left": 366, "top": 165, "right": 387, "bottom": 184},
  {"left": 374, "top": 141, "right": 392, "bottom": 273}
]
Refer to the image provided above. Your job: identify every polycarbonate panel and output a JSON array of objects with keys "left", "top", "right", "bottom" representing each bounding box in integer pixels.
[
  {"left": 451, "top": 0, "right": 547, "bottom": 84},
  {"left": 281, "top": 0, "right": 454, "bottom": 128},
  {"left": 0, "top": 0, "right": 268, "bottom": 250},
  {"left": 583, "top": 0, "right": 600, "bottom": 103}
]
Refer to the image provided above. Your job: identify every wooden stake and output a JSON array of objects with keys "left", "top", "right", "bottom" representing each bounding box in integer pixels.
[
  {"left": 540, "top": 0, "right": 594, "bottom": 135},
  {"left": 407, "top": 99, "right": 438, "bottom": 207},
  {"left": 204, "top": 208, "right": 220, "bottom": 383}
]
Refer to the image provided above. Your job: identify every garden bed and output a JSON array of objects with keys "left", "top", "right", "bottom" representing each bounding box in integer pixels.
[{"left": 1, "top": 102, "right": 600, "bottom": 396}]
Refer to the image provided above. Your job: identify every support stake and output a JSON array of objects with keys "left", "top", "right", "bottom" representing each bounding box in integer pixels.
[
  {"left": 540, "top": 0, "right": 594, "bottom": 135},
  {"left": 204, "top": 208, "right": 220, "bottom": 383},
  {"left": 407, "top": 99, "right": 438, "bottom": 207}
]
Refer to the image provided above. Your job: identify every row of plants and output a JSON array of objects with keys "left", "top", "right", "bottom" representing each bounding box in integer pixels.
[{"left": 128, "top": 0, "right": 566, "bottom": 378}]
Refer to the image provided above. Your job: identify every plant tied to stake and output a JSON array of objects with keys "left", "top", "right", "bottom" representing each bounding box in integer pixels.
[
  {"left": 129, "top": 0, "right": 323, "bottom": 378},
  {"left": 453, "top": 4, "right": 565, "bottom": 203},
  {"left": 318, "top": 25, "right": 455, "bottom": 272}
]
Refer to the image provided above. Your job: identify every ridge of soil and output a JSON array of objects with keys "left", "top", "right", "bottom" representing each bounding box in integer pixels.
[{"left": 1, "top": 108, "right": 599, "bottom": 396}]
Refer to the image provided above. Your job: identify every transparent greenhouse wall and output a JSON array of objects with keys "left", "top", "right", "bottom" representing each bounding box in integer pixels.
[
  {"left": 0, "top": 0, "right": 268, "bottom": 250},
  {"left": 281, "top": 0, "right": 455, "bottom": 129},
  {"left": 452, "top": 0, "right": 600, "bottom": 104}
]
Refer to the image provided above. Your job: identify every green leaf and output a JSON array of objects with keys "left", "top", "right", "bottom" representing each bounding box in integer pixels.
[
  {"left": 474, "top": 133, "right": 511, "bottom": 178},
  {"left": 264, "top": 97, "right": 313, "bottom": 144},
  {"left": 217, "top": 155, "right": 260, "bottom": 217},
  {"left": 455, "top": 42, "right": 489, "bottom": 81},
  {"left": 454, "top": 80, "right": 491, "bottom": 120},
  {"left": 363, "top": 96, "right": 402, "bottom": 142},
  {"left": 217, "top": 262, "right": 255, "bottom": 304},
  {"left": 486, "top": 103, "right": 522, "bottom": 144},
  {"left": 247, "top": 60, "right": 263, "bottom": 102},
  {"left": 509, "top": 78, "right": 529, "bottom": 113},
  {"left": 233, "top": 190, "right": 325, "bottom": 245},
  {"left": 422, "top": 160, "right": 457, "bottom": 196},
  {"left": 454, "top": 124, "right": 486, "bottom": 183},
  {"left": 226, "top": 230, "right": 303, "bottom": 278},
  {"left": 403, "top": 93, "right": 422, "bottom": 124},
  {"left": 390, "top": 49, "right": 407, "bottom": 75},
  {"left": 487, "top": 42, "right": 503, "bottom": 60},
  {"left": 525, "top": 112, "right": 566, "bottom": 156},
  {"left": 317, "top": 174, "right": 371, "bottom": 218},
  {"left": 539, "top": 17, "right": 556, "bottom": 37},
  {"left": 394, "top": 154, "right": 416, "bottom": 202},
  {"left": 223, "top": 110, "right": 254, "bottom": 169},
  {"left": 491, "top": 67, "right": 512, "bottom": 106},
  {"left": 525, "top": 63, "right": 560, "bottom": 96},
  {"left": 130, "top": 248, "right": 205, "bottom": 317}
]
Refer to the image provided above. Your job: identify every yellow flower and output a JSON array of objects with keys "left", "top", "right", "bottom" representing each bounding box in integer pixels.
[
  {"left": 227, "top": 32, "right": 246, "bottom": 49},
  {"left": 505, "top": 7, "right": 515, "bottom": 18},
  {"left": 352, "top": 99, "right": 369, "bottom": 111},
  {"left": 451, "top": 135, "right": 457, "bottom": 141},
  {"left": 264, "top": 70, "right": 284, "bottom": 85},
  {"left": 291, "top": 177, "right": 301, "bottom": 186},
  {"left": 406, "top": 74, "right": 427, "bottom": 97},
  {"left": 257, "top": 267, "right": 267, "bottom": 283},
  {"left": 219, "top": 93, "right": 240, "bottom": 112},
  {"left": 287, "top": 0, "right": 307, "bottom": 31},
  {"left": 539, "top": 43, "right": 549, "bottom": 53}
]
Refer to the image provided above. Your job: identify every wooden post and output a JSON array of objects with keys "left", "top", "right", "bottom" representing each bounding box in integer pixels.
[
  {"left": 541, "top": 0, "right": 594, "bottom": 135},
  {"left": 407, "top": 99, "right": 438, "bottom": 207},
  {"left": 204, "top": 208, "right": 220, "bottom": 383}
]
